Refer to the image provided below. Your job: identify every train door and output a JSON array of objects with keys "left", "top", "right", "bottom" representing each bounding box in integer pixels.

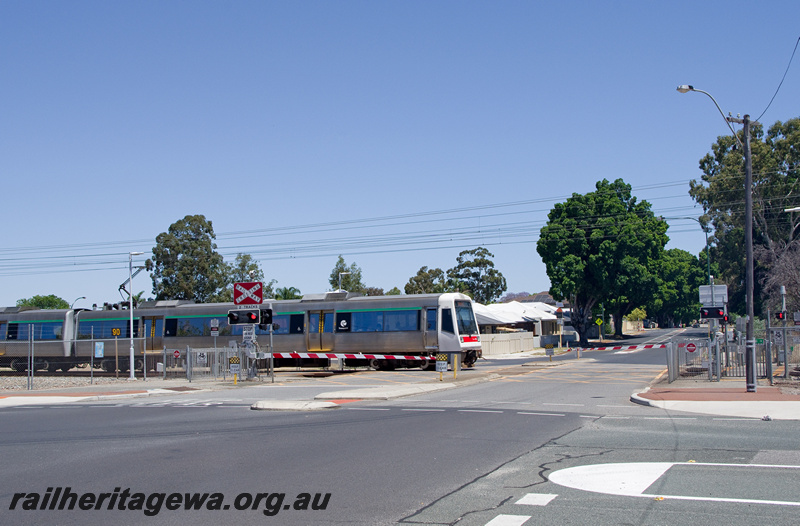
[
  {"left": 308, "top": 311, "right": 334, "bottom": 351},
  {"left": 143, "top": 317, "right": 164, "bottom": 351},
  {"left": 423, "top": 308, "right": 439, "bottom": 351}
]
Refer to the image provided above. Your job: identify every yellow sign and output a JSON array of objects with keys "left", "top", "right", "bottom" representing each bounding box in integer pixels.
[
  {"left": 229, "top": 356, "right": 240, "bottom": 365},
  {"left": 595, "top": 318, "right": 603, "bottom": 326}
]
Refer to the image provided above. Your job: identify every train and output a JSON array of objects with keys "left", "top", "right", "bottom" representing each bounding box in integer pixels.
[{"left": 0, "top": 292, "right": 482, "bottom": 372}]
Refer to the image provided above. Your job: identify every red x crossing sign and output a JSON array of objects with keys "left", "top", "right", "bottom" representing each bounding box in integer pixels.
[{"left": 233, "top": 281, "right": 263, "bottom": 305}]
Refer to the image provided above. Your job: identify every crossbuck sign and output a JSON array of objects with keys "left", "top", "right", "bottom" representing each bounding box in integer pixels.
[{"left": 233, "top": 281, "right": 263, "bottom": 305}]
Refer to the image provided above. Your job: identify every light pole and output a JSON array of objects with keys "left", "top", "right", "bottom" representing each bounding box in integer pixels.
[
  {"left": 128, "top": 251, "right": 144, "bottom": 380},
  {"left": 70, "top": 296, "right": 86, "bottom": 309},
  {"left": 677, "top": 85, "right": 756, "bottom": 392},
  {"left": 338, "top": 272, "right": 351, "bottom": 292}
]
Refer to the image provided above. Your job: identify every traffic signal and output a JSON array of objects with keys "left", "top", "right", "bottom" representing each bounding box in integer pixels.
[
  {"left": 722, "top": 315, "right": 729, "bottom": 324},
  {"left": 776, "top": 311, "right": 787, "bottom": 321},
  {"left": 700, "top": 307, "right": 725, "bottom": 319},
  {"left": 258, "top": 308, "right": 273, "bottom": 330},
  {"left": 228, "top": 309, "right": 260, "bottom": 324}
]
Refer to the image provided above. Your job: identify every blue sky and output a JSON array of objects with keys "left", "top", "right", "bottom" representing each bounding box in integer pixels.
[{"left": 2, "top": 1, "right": 798, "bottom": 308}]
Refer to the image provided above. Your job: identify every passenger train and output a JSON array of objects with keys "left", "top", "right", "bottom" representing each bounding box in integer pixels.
[{"left": 0, "top": 292, "right": 481, "bottom": 372}]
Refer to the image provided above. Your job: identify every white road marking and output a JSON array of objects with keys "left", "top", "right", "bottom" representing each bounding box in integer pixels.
[
  {"left": 459, "top": 409, "right": 503, "bottom": 413},
  {"left": 515, "top": 493, "right": 558, "bottom": 506},
  {"left": 517, "top": 412, "right": 565, "bottom": 417},
  {"left": 484, "top": 514, "right": 531, "bottom": 526},
  {"left": 549, "top": 462, "right": 800, "bottom": 506}
]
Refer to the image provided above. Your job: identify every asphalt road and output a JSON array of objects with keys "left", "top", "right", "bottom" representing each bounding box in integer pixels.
[{"left": 3, "top": 328, "right": 799, "bottom": 525}]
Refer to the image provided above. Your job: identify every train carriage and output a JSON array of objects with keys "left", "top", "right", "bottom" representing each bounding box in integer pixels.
[
  {"left": 0, "top": 292, "right": 481, "bottom": 372},
  {"left": 0, "top": 307, "right": 75, "bottom": 371}
]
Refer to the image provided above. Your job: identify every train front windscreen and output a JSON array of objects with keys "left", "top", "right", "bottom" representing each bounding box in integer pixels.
[{"left": 454, "top": 300, "right": 479, "bottom": 336}]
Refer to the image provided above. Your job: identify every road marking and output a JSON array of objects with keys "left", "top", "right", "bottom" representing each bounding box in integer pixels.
[
  {"left": 348, "top": 407, "right": 390, "bottom": 411},
  {"left": 515, "top": 493, "right": 558, "bottom": 506},
  {"left": 542, "top": 403, "right": 584, "bottom": 406},
  {"left": 517, "top": 412, "right": 565, "bottom": 417},
  {"left": 484, "top": 514, "right": 531, "bottom": 526},
  {"left": 549, "top": 462, "right": 800, "bottom": 506},
  {"left": 459, "top": 409, "right": 503, "bottom": 413},
  {"left": 643, "top": 417, "right": 697, "bottom": 420},
  {"left": 402, "top": 408, "right": 445, "bottom": 412}
]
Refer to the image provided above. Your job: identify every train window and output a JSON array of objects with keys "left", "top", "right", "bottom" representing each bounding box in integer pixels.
[
  {"left": 289, "top": 314, "right": 305, "bottom": 334},
  {"left": 441, "top": 309, "right": 455, "bottom": 334},
  {"left": 10, "top": 321, "right": 64, "bottom": 341},
  {"left": 309, "top": 313, "right": 321, "bottom": 334},
  {"left": 0, "top": 322, "right": 6, "bottom": 340},
  {"left": 323, "top": 313, "right": 334, "bottom": 333},
  {"left": 271, "top": 314, "right": 290, "bottom": 335},
  {"left": 78, "top": 319, "right": 135, "bottom": 339},
  {"left": 164, "top": 318, "right": 178, "bottom": 337},
  {"left": 426, "top": 309, "right": 437, "bottom": 332},
  {"left": 455, "top": 301, "right": 479, "bottom": 334},
  {"left": 383, "top": 310, "right": 420, "bottom": 332},
  {"left": 352, "top": 311, "right": 383, "bottom": 332}
]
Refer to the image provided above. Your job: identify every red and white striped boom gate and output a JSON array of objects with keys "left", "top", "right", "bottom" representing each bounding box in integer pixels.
[
  {"left": 268, "top": 353, "right": 433, "bottom": 361},
  {"left": 569, "top": 343, "right": 693, "bottom": 352}
]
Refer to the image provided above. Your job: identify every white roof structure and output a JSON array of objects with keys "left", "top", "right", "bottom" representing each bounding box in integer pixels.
[{"left": 473, "top": 301, "right": 557, "bottom": 325}]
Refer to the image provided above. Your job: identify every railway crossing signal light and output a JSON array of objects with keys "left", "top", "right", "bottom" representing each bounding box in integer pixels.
[
  {"left": 776, "top": 311, "right": 787, "bottom": 321},
  {"left": 700, "top": 307, "right": 725, "bottom": 319},
  {"left": 258, "top": 308, "right": 273, "bottom": 330},
  {"left": 228, "top": 309, "right": 260, "bottom": 324}
]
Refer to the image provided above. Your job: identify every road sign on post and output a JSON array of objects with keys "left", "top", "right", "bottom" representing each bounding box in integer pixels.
[
  {"left": 699, "top": 285, "right": 728, "bottom": 307},
  {"left": 233, "top": 282, "right": 263, "bottom": 305}
]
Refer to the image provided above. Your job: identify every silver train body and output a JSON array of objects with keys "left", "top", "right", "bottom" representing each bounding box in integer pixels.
[{"left": 0, "top": 292, "right": 481, "bottom": 372}]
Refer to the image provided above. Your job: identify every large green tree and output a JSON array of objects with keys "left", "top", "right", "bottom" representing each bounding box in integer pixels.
[
  {"left": 16, "top": 294, "right": 69, "bottom": 309},
  {"left": 646, "top": 248, "right": 706, "bottom": 327},
  {"left": 149, "top": 215, "right": 229, "bottom": 302},
  {"left": 404, "top": 266, "right": 448, "bottom": 295},
  {"left": 537, "top": 179, "right": 668, "bottom": 346},
  {"left": 446, "top": 247, "right": 507, "bottom": 304},
  {"left": 689, "top": 117, "right": 800, "bottom": 315}
]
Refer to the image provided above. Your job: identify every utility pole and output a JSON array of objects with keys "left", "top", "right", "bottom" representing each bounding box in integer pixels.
[{"left": 729, "top": 114, "right": 756, "bottom": 392}]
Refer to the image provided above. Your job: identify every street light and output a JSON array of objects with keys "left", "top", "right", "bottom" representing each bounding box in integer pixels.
[
  {"left": 70, "top": 296, "right": 86, "bottom": 309},
  {"left": 677, "top": 84, "right": 756, "bottom": 392},
  {"left": 338, "top": 272, "right": 351, "bottom": 292},
  {"left": 128, "top": 251, "right": 144, "bottom": 380}
]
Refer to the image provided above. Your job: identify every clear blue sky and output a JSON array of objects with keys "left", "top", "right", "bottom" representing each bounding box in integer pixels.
[{"left": 2, "top": 1, "right": 798, "bottom": 308}]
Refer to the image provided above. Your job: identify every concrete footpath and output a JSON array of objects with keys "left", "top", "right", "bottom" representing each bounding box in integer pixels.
[{"left": 631, "top": 376, "right": 800, "bottom": 420}]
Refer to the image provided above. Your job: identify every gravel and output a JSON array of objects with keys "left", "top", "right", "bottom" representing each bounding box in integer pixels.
[{"left": 0, "top": 375, "right": 155, "bottom": 391}]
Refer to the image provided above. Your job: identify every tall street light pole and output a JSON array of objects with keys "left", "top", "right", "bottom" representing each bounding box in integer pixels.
[
  {"left": 677, "top": 85, "right": 756, "bottom": 392},
  {"left": 128, "top": 251, "right": 144, "bottom": 380}
]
